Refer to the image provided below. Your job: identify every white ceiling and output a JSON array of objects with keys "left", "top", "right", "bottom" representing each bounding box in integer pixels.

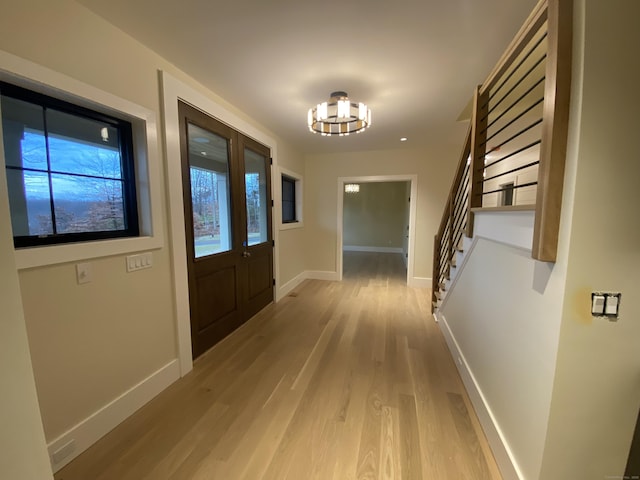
[{"left": 76, "top": 0, "right": 538, "bottom": 154}]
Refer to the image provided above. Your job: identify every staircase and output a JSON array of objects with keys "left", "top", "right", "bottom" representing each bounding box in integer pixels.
[{"left": 432, "top": 0, "right": 572, "bottom": 317}]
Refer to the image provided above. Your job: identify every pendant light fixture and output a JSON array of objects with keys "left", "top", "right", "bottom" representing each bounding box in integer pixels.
[{"left": 307, "top": 91, "right": 371, "bottom": 136}]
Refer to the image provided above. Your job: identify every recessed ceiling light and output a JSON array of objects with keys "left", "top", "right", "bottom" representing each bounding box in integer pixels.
[
  {"left": 400, "top": 137, "right": 408, "bottom": 142},
  {"left": 201, "top": 151, "right": 207, "bottom": 155}
]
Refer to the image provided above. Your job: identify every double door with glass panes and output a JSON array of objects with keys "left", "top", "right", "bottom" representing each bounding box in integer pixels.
[{"left": 178, "top": 101, "right": 273, "bottom": 358}]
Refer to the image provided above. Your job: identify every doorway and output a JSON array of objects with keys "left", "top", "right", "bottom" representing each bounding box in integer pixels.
[
  {"left": 178, "top": 101, "right": 273, "bottom": 358},
  {"left": 337, "top": 175, "right": 417, "bottom": 285}
]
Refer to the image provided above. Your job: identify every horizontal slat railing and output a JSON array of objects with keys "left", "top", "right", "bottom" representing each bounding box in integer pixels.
[
  {"left": 432, "top": 128, "right": 471, "bottom": 311},
  {"left": 432, "top": 0, "right": 572, "bottom": 312}
]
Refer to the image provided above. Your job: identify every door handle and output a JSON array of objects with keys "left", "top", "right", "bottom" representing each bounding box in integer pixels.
[{"left": 242, "top": 251, "right": 252, "bottom": 258}]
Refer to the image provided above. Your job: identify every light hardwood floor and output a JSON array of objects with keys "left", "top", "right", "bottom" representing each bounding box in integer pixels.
[{"left": 55, "top": 252, "right": 502, "bottom": 480}]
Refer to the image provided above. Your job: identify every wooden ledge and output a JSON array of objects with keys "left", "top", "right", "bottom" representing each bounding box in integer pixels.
[{"left": 470, "top": 205, "right": 536, "bottom": 213}]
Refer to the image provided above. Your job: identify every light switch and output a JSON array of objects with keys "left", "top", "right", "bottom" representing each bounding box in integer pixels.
[
  {"left": 591, "top": 294, "right": 605, "bottom": 316},
  {"left": 126, "top": 252, "right": 153, "bottom": 272},
  {"left": 605, "top": 294, "right": 620, "bottom": 317}
]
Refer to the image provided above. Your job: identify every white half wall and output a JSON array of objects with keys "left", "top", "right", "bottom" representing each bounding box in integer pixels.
[{"left": 439, "top": 208, "right": 571, "bottom": 480}]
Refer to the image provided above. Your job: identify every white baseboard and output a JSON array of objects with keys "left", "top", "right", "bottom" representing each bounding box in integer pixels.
[
  {"left": 276, "top": 271, "right": 307, "bottom": 301},
  {"left": 48, "top": 359, "right": 180, "bottom": 472},
  {"left": 408, "top": 276, "right": 431, "bottom": 288},
  {"left": 305, "top": 270, "right": 340, "bottom": 281},
  {"left": 437, "top": 314, "right": 521, "bottom": 480},
  {"left": 343, "top": 245, "right": 403, "bottom": 253}
]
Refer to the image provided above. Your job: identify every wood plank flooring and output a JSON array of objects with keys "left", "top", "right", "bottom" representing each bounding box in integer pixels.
[{"left": 55, "top": 252, "right": 501, "bottom": 480}]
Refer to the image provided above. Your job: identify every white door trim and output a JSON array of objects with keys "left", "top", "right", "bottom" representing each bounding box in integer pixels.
[
  {"left": 337, "top": 175, "right": 418, "bottom": 284},
  {"left": 160, "top": 71, "right": 279, "bottom": 377}
]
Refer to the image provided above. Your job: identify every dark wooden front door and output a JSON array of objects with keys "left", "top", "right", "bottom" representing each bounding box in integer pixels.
[{"left": 178, "top": 101, "right": 273, "bottom": 358}]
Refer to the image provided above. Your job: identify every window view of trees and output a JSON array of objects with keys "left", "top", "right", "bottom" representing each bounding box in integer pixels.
[
  {"left": 1, "top": 83, "right": 138, "bottom": 247},
  {"left": 189, "top": 168, "right": 263, "bottom": 257},
  {"left": 245, "top": 172, "right": 262, "bottom": 243},
  {"left": 190, "top": 166, "right": 219, "bottom": 239},
  {"left": 17, "top": 131, "right": 126, "bottom": 236}
]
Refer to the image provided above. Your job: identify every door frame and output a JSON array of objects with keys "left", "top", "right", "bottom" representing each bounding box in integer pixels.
[
  {"left": 337, "top": 174, "right": 418, "bottom": 285},
  {"left": 161, "top": 71, "right": 279, "bottom": 376}
]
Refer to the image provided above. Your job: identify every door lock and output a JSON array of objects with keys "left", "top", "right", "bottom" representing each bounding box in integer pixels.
[{"left": 242, "top": 251, "right": 252, "bottom": 258}]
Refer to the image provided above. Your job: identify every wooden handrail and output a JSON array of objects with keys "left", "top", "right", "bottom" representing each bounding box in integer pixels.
[
  {"left": 532, "top": 0, "right": 572, "bottom": 262},
  {"left": 467, "top": 86, "right": 489, "bottom": 237},
  {"left": 480, "top": 0, "right": 548, "bottom": 97}
]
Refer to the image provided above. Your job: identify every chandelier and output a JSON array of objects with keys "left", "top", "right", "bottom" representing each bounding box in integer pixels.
[{"left": 307, "top": 91, "right": 371, "bottom": 136}]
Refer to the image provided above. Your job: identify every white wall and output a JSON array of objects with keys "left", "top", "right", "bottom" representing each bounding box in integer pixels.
[
  {"left": 305, "top": 145, "right": 463, "bottom": 280},
  {"left": 0, "top": 126, "right": 53, "bottom": 479},
  {"left": 539, "top": 1, "right": 640, "bottom": 478},
  {"left": 439, "top": 1, "right": 640, "bottom": 478},
  {"left": 439, "top": 216, "right": 568, "bottom": 480}
]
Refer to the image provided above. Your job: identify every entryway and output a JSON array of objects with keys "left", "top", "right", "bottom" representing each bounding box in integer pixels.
[
  {"left": 178, "top": 101, "right": 274, "bottom": 358},
  {"left": 337, "top": 175, "right": 417, "bottom": 285}
]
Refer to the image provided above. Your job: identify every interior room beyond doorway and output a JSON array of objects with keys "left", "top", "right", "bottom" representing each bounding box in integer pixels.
[{"left": 341, "top": 180, "right": 411, "bottom": 283}]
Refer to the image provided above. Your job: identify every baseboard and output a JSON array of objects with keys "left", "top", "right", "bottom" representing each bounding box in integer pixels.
[
  {"left": 305, "top": 270, "right": 340, "bottom": 281},
  {"left": 438, "top": 315, "right": 522, "bottom": 480},
  {"left": 408, "top": 276, "right": 431, "bottom": 288},
  {"left": 276, "top": 271, "right": 307, "bottom": 301},
  {"left": 343, "top": 245, "right": 403, "bottom": 253},
  {"left": 47, "top": 359, "right": 180, "bottom": 472}
]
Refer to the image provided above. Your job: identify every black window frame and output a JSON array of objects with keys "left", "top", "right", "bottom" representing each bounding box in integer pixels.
[
  {"left": 281, "top": 174, "right": 297, "bottom": 224},
  {"left": 500, "top": 181, "right": 515, "bottom": 207},
  {"left": 0, "top": 81, "right": 139, "bottom": 248}
]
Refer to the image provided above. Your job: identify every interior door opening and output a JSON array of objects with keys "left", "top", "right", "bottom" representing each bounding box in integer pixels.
[{"left": 338, "top": 177, "right": 416, "bottom": 285}]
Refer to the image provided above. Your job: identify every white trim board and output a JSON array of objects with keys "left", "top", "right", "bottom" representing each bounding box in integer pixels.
[
  {"left": 343, "top": 246, "right": 403, "bottom": 253},
  {"left": 408, "top": 276, "right": 431, "bottom": 288},
  {"left": 48, "top": 360, "right": 180, "bottom": 473},
  {"left": 276, "top": 271, "right": 307, "bottom": 300},
  {"left": 336, "top": 175, "right": 418, "bottom": 285},
  {"left": 160, "top": 71, "right": 279, "bottom": 377},
  {"left": 437, "top": 314, "right": 521, "bottom": 480}
]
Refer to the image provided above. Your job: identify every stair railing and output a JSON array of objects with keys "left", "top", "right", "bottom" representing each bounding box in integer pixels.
[{"left": 432, "top": 0, "right": 572, "bottom": 312}]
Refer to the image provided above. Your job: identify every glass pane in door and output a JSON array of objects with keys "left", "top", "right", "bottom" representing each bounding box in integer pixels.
[
  {"left": 187, "top": 123, "right": 232, "bottom": 258},
  {"left": 244, "top": 148, "right": 268, "bottom": 246}
]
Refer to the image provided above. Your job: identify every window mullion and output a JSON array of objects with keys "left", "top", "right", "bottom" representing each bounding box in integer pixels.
[{"left": 42, "top": 106, "right": 58, "bottom": 235}]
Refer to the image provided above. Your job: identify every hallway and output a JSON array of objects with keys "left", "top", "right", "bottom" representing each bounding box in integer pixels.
[{"left": 55, "top": 252, "right": 501, "bottom": 480}]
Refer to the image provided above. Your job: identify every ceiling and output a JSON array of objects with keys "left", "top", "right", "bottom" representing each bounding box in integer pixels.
[{"left": 76, "top": 0, "right": 538, "bottom": 155}]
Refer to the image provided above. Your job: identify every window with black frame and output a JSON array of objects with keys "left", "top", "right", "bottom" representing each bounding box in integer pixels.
[
  {"left": 281, "top": 174, "right": 297, "bottom": 223},
  {"left": 0, "top": 82, "right": 138, "bottom": 247}
]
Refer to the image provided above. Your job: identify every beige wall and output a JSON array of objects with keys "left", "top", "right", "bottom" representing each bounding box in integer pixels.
[
  {"left": 305, "top": 145, "right": 462, "bottom": 279},
  {"left": 275, "top": 142, "right": 307, "bottom": 286},
  {"left": 0, "top": 135, "right": 53, "bottom": 479},
  {"left": 343, "top": 182, "right": 408, "bottom": 249},
  {"left": 0, "top": 0, "right": 176, "bottom": 443},
  {"left": 0, "top": 0, "right": 306, "bottom": 456},
  {"left": 540, "top": 0, "right": 640, "bottom": 478}
]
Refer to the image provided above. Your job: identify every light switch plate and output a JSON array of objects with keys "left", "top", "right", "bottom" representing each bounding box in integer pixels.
[
  {"left": 76, "top": 263, "right": 92, "bottom": 285},
  {"left": 592, "top": 292, "right": 621, "bottom": 320},
  {"left": 126, "top": 252, "right": 153, "bottom": 272}
]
